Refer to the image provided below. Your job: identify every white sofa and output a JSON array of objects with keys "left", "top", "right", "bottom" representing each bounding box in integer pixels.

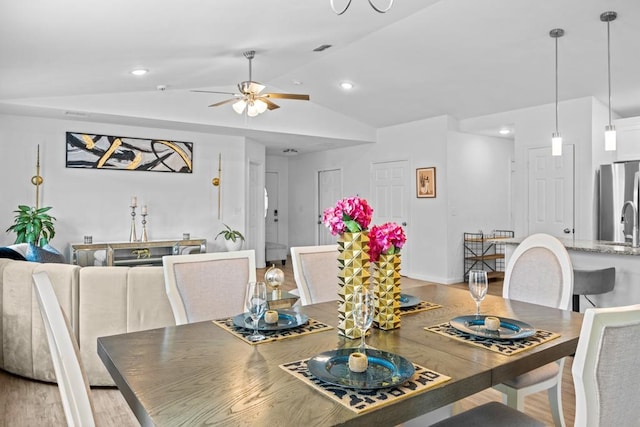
[{"left": 0, "top": 258, "right": 175, "bottom": 386}]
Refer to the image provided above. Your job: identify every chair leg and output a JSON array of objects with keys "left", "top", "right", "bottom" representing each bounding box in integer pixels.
[
  {"left": 547, "top": 382, "right": 566, "bottom": 427},
  {"left": 501, "top": 387, "right": 525, "bottom": 411}
]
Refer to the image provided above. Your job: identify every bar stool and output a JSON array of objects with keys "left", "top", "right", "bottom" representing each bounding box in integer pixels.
[{"left": 572, "top": 267, "right": 615, "bottom": 312}]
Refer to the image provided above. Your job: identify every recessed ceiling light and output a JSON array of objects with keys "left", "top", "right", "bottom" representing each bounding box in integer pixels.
[
  {"left": 499, "top": 128, "right": 511, "bottom": 135},
  {"left": 292, "top": 80, "right": 303, "bottom": 85},
  {"left": 131, "top": 69, "right": 148, "bottom": 76},
  {"left": 340, "top": 82, "right": 353, "bottom": 90}
]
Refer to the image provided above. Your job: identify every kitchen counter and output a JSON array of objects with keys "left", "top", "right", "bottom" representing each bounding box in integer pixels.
[
  {"left": 498, "top": 237, "right": 640, "bottom": 256},
  {"left": 497, "top": 236, "right": 640, "bottom": 310}
]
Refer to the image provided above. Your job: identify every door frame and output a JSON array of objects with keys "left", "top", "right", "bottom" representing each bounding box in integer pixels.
[{"left": 316, "top": 168, "right": 342, "bottom": 245}]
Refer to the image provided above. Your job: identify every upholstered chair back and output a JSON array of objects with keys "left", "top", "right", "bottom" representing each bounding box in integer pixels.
[
  {"left": 163, "top": 250, "right": 256, "bottom": 324},
  {"left": 291, "top": 245, "right": 338, "bottom": 306}
]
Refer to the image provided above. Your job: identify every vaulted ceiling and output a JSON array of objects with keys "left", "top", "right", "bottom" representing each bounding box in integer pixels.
[{"left": 1, "top": 0, "right": 639, "bottom": 154}]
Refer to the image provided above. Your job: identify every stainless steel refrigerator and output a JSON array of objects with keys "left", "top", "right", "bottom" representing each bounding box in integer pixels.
[{"left": 599, "top": 161, "right": 640, "bottom": 242}]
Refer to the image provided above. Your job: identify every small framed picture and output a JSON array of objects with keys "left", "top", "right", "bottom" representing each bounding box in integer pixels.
[{"left": 416, "top": 167, "right": 436, "bottom": 198}]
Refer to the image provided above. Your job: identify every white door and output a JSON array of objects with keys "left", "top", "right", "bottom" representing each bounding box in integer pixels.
[
  {"left": 318, "top": 169, "right": 342, "bottom": 245},
  {"left": 527, "top": 145, "right": 574, "bottom": 237},
  {"left": 371, "top": 160, "right": 411, "bottom": 274},
  {"left": 265, "top": 172, "right": 278, "bottom": 243}
]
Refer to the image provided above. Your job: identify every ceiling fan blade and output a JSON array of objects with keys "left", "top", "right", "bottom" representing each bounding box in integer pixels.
[
  {"left": 191, "top": 89, "right": 239, "bottom": 96},
  {"left": 208, "top": 98, "right": 240, "bottom": 107},
  {"left": 258, "top": 97, "right": 280, "bottom": 110},
  {"left": 264, "top": 93, "right": 310, "bottom": 101}
]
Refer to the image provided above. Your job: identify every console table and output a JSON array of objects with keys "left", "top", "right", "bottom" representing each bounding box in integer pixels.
[{"left": 70, "top": 239, "right": 207, "bottom": 267}]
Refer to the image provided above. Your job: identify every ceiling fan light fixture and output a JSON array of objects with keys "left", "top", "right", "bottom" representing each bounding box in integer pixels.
[
  {"left": 204, "top": 50, "right": 309, "bottom": 116},
  {"left": 247, "top": 102, "right": 260, "bottom": 117},
  {"left": 255, "top": 99, "right": 268, "bottom": 114},
  {"left": 232, "top": 100, "right": 246, "bottom": 114}
]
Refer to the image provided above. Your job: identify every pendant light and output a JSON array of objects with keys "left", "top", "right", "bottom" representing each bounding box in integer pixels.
[
  {"left": 550, "top": 28, "right": 564, "bottom": 156},
  {"left": 601, "top": 11, "right": 617, "bottom": 151}
]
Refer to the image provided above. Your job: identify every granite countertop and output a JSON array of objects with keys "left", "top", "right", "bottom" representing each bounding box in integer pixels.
[{"left": 496, "top": 237, "right": 640, "bottom": 256}]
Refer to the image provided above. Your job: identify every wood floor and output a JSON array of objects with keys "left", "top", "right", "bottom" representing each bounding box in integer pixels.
[{"left": 0, "top": 261, "right": 574, "bottom": 426}]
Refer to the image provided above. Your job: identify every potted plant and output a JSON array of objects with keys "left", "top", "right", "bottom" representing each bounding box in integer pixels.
[
  {"left": 6, "top": 205, "right": 56, "bottom": 247},
  {"left": 215, "top": 224, "right": 245, "bottom": 251}
]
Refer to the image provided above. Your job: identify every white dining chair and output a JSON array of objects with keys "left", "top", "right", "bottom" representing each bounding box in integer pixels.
[
  {"left": 493, "top": 233, "right": 573, "bottom": 427},
  {"left": 290, "top": 245, "right": 338, "bottom": 306},
  {"left": 572, "top": 303, "right": 640, "bottom": 426},
  {"left": 32, "top": 271, "right": 96, "bottom": 427},
  {"left": 162, "top": 250, "right": 256, "bottom": 324}
]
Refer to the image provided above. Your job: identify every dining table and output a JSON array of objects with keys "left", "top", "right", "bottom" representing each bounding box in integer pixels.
[{"left": 97, "top": 283, "right": 583, "bottom": 426}]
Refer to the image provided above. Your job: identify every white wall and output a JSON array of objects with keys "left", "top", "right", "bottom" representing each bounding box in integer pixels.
[
  {"left": 460, "top": 96, "right": 608, "bottom": 241},
  {"left": 287, "top": 115, "right": 512, "bottom": 284},
  {"left": 446, "top": 131, "right": 513, "bottom": 281},
  {"left": 0, "top": 114, "right": 250, "bottom": 258}
]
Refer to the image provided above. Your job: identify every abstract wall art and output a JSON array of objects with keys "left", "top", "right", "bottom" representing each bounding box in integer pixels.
[{"left": 65, "top": 132, "right": 193, "bottom": 173}]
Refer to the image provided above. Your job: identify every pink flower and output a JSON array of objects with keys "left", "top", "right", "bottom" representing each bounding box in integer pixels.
[
  {"left": 322, "top": 197, "right": 373, "bottom": 235},
  {"left": 369, "top": 222, "right": 407, "bottom": 262}
]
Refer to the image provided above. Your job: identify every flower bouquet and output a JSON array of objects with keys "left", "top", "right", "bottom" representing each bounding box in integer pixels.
[
  {"left": 322, "top": 196, "right": 373, "bottom": 235},
  {"left": 369, "top": 222, "right": 407, "bottom": 262},
  {"left": 369, "top": 222, "right": 407, "bottom": 330}
]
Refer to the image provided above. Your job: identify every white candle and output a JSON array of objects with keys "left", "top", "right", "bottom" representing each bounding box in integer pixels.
[
  {"left": 131, "top": 196, "right": 137, "bottom": 207},
  {"left": 484, "top": 316, "right": 500, "bottom": 331},
  {"left": 141, "top": 205, "right": 147, "bottom": 214},
  {"left": 265, "top": 310, "right": 279, "bottom": 324},
  {"left": 348, "top": 352, "right": 368, "bottom": 372}
]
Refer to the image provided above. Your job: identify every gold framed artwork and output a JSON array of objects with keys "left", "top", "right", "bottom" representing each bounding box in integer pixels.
[{"left": 416, "top": 167, "right": 436, "bottom": 198}]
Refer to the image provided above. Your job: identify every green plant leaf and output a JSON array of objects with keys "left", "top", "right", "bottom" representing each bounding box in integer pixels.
[{"left": 7, "top": 205, "right": 56, "bottom": 246}]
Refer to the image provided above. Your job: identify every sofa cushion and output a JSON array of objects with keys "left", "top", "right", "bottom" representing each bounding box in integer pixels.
[
  {"left": 78, "top": 266, "right": 174, "bottom": 386},
  {"left": 2, "top": 261, "right": 79, "bottom": 382}
]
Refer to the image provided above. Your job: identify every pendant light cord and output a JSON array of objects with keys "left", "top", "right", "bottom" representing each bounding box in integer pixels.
[
  {"left": 607, "top": 20, "right": 612, "bottom": 127},
  {"left": 555, "top": 35, "right": 559, "bottom": 133}
]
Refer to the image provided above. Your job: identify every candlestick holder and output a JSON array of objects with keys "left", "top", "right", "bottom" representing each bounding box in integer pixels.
[
  {"left": 129, "top": 205, "right": 138, "bottom": 242},
  {"left": 140, "top": 213, "right": 148, "bottom": 242}
]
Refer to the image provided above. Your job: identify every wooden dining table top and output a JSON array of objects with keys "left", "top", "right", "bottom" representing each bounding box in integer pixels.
[{"left": 97, "top": 283, "right": 583, "bottom": 427}]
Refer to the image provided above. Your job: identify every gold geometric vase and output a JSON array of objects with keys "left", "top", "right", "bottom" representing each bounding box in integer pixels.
[
  {"left": 373, "top": 253, "right": 401, "bottom": 330},
  {"left": 337, "top": 231, "right": 370, "bottom": 338}
]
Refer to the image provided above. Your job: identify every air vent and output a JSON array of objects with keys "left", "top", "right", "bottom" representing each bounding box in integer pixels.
[
  {"left": 64, "top": 111, "right": 89, "bottom": 117},
  {"left": 313, "top": 44, "right": 332, "bottom": 52}
]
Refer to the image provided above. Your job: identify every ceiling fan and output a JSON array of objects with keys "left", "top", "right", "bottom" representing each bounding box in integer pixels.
[{"left": 194, "top": 50, "right": 310, "bottom": 117}]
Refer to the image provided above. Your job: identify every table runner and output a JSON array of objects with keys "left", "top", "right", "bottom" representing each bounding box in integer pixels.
[
  {"left": 212, "top": 317, "right": 333, "bottom": 345},
  {"left": 399, "top": 300, "right": 441, "bottom": 315},
  {"left": 280, "top": 358, "right": 450, "bottom": 414},
  {"left": 425, "top": 322, "right": 560, "bottom": 356}
]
